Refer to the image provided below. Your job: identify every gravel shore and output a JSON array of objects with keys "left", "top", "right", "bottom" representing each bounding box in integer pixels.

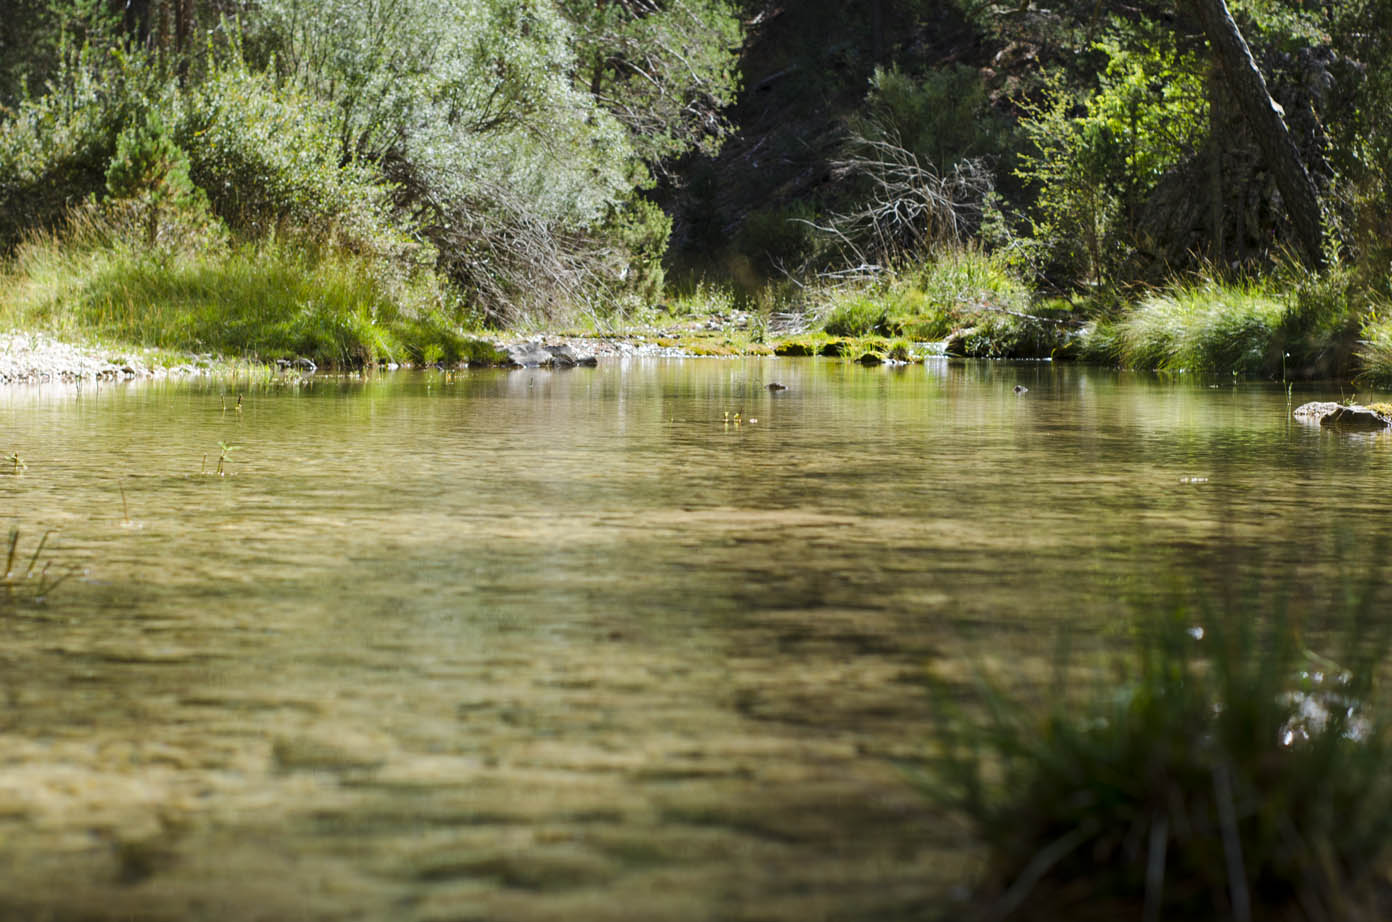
[
  {"left": 0, "top": 332, "right": 219, "bottom": 385},
  {"left": 0, "top": 329, "right": 722, "bottom": 386}
]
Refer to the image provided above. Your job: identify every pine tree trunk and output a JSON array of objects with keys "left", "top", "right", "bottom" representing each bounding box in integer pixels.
[{"left": 1190, "top": 0, "right": 1324, "bottom": 269}]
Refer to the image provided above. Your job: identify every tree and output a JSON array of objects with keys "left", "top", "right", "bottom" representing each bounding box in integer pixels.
[
  {"left": 559, "top": 0, "right": 743, "bottom": 167},
  {"left": 1188, "top": 0, "right": 1324, "bottom": 268}
]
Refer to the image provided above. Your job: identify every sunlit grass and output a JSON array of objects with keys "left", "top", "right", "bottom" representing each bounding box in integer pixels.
[
  {"left": 0, "top": 210, "right": 502, "bottom": 368},
  {"left": 1113, "top": 272, "right": 1366, "bottom": 379},
  {"left": 1115, "top": 281, "right": 1287, "bottom": 375},
  {"left": 1357, "top": 315, "right": 1392, "bottom": 389}
]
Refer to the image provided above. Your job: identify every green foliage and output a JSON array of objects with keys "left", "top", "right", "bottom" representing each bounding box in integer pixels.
[
  {"left": 0, "top": 39, "right": 162, "bottom": 249},
  {"left": 601, "top": 195, "right": 673, "bottom": 306},
  {"left": 1017, "top": 32, "right": 1208, "bottom": 284},
  {"left": 803, "top": 250, "right": 1071, "bottom": 357},
  {"left": 105, "top": 111, "right": 208, "bottom": 246},
  {"left": 930, "top": 576, "right": 1392, "bottom": 920},
  {"left": 1111, "top": 274, "right": 1366, "bottom": 379},
  {"left": 560, "top": 0, "right": 743, "bottom": 163},
  {"left": 0, "top": 0, "right": 121, "bottom": 106},
  {"left": 173, "top": 55, "right": 413, "bottom": 264},
  {"left": 242, "top": 0, "right": 723, "bottom": 323},
  {"left": 860, "top": 64, "right": 1016, "bottom": 176}
]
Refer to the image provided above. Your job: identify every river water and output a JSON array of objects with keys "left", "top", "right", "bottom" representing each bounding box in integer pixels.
[{"left": 1, "top": 358, "right": 1388, "bottom": 921}]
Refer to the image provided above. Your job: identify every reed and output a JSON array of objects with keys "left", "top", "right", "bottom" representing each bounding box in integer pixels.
[{"left": 2, "top": 528, "right": 75, "bottom": 602}]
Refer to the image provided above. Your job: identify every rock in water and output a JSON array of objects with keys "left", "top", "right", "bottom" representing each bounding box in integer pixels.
[
  {"left": 1320, "top": 405, "right": 1391, "bottom": 431},
  {"left": 504, "top": 342, "right": 553, "bottom": 367},
  {"left": 1293, "top": 401, "right": 1341, "bottom": 422},
  {"left": 544, "top": 344, "right": 598, "bottom": 367}
]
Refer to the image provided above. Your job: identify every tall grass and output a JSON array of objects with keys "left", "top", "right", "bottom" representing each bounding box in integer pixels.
[
  {"left": 1115, "top": 281, "right": 1287, "bottom": 375},
  {"left": 1356, "top": 313, "right": 1392, "bottom": 388},
  {"left": 1113, "top": 274, "right": 1363, "bottom": 378},
  {"left": 0, "top": 207, "right": 499, "bottom": 368},
  {"left": 930, "top": 578, "right": 1392, "bottom": 921}
]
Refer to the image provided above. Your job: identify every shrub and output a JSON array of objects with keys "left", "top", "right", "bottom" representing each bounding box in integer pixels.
[
  {"left": 0, "top": 41, "right": 163, "bottom": 250},
  {"left": 173, "top": 56, "right": 417, "bottom": 268},
  {"left": 1356, "top": 315, "right": 1392, "bottom": 389},
  {"left": 930, "top": 579, "right": 1392, "bottom": 921}
]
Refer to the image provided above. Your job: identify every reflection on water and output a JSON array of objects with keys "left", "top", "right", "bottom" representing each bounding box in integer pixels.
[{"left": 0, "top": 359, "right": 1388, "bottom": 920}]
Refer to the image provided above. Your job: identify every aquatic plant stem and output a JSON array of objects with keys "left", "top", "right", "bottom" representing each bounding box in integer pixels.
[
  {"left": 989, "top": 821, "right": 1097, "bottom": 921},
  {"left": 1213, "top": 759, "right": 1252, "bottom": 922}
]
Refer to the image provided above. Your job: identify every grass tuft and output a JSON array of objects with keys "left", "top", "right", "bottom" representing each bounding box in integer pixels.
[
  {"left": 1113, "top": 273, "right": 1365, "bottom": 378},
  {"left": 929, "top": 579, "right": 1392, "bottom": 921}
]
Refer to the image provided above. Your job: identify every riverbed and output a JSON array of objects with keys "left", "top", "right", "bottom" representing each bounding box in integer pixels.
[{"left": 1, "top": 358, "right": 1388, "bottom": 921}]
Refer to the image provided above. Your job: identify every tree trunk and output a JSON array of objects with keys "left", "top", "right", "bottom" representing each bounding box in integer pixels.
[
  {"left": 1190, "top": 0, "right": 1323, "bottom": 269},
  {"left": 120, "top": 0, "right": 152, "bottom": 45},
  {"left": 870, "top": 0, "right": 884, "bottom": 62}
]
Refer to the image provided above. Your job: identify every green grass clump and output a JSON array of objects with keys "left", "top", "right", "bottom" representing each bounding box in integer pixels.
[
  {"left": 2, "top": 528, "right": 73, "bottom": 603},
  {"left": 1111, "top": 274, "right": 1366, "bottom": 379},
  {"left": 823, "top": 294, "right": 891, "bottom": 337},
  {"left": 0, "top": 209, "right": 490, "bottom": 368},
  {"left": 1356, "top": 314, "right": 1392, "bottom": 389},
  {"left": 931, "top": 584, "right": 1392, "bottom": 921},
  {"left": 1116, "top": 281, "right": 1286, "bottom": 374}
]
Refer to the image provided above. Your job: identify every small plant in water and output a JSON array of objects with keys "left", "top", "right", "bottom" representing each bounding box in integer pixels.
[
  {"left": 2, "top": 528, "right": 74, "bottom": 603},
  {"left": 215, "top": 441, "right": 239, "bottom": 477},
  {"left": 928, "top": 582, "right": 1392, "bottom": 921}
]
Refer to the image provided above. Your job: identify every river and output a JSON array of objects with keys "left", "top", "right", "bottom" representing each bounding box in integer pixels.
[{"left": 1, "top": 358, "right": 1387, "bottom": 921}]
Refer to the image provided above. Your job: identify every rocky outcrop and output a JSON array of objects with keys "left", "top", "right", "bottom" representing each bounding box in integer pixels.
[{"left": 1293, "top": 401, "right": 1391, "bottom": 430}]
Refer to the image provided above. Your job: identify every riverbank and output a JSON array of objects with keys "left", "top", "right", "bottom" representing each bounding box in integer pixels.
[{"left": 4, "top": 249, "right": 1390, "bottom": 386}]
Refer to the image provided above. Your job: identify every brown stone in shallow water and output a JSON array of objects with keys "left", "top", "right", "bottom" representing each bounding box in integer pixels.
[{"left": 1320, "top": 405, "right": 1391, "bottom": 431}]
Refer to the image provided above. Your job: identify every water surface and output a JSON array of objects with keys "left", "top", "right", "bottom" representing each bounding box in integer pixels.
[{"left": 1, "top": 358, "right": 1387, "bottom": 921}]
